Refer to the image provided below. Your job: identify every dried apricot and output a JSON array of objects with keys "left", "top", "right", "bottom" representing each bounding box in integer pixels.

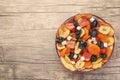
[
  {"left": 87, "top": 44, "right": 100, "bottom": 56},
  {"left": 84, "top": 61, "right": 92, "bottom": 68},
  {"left": 97, "top": 33, "right": 110, "bottom": 43},
  {"left": 106, "top": 47, "right": 112, "bottom": 59},
  {"left": 60, "top": 48, "right": 68, "bottom": 57}
]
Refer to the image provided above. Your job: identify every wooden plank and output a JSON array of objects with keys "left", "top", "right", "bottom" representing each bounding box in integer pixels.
[
  {"left": 73, "top": 73, "right": 120, "bottom": 80},
  {"left": 0, "top": 0, "right": 120, "bottom": 8},
  {"left": 0, "top": 47, "right": 4, "bottom": 62},
  {"left": 14, "top": 63, "right": 73, "bottom": 80},
  {"left": 0, "top": 13, "right": 119, "bottom": 30},
  {"left": 7, "top": 63, "right": 120, "bottom": 80},
  {"left": 0, "top": 63, "right": 14, "bottom": 79}
]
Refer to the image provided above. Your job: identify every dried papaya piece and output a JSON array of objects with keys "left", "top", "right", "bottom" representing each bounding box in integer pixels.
[
  {"left": 65, "top": 23, "right": 75, "bottom": 30},
  {"left": 97, "top": 33, "right": 110, "bottom": 43},
  {"left": 66, "top": 41, "right": 75, "bottom": 49},
  {"left": 82, "top": 28, "right": 90, "bottom": 40},
  {"left": 106, "top": 47, "right": 112, "bottom": 59},
  {"left": 87, "top": 44, "right": 100, "bottom": 56},
  {"left": 84, "top": 61, "right": 92, "bottom": 68},
  {"left": 60, "top": 48, "right": 68, "bottom": 57},
  {"left": 86, "top": 25, "right": 90, "bottom": 30},
  {"left": 78, "top": 17, "right": 89, "bottom": 27}
]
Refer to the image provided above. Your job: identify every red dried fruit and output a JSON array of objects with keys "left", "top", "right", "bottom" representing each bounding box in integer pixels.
[
  {"left": 66, "top": 41, "right": 75, "bottom": 49},
  {"left": 83, "top": 51, "right": 92, "bottom": 61},
  {"left": 100, "top": 48, "right": 106, "bottom": 53},
  {"left": 78, "top": 18, "right": 89, "bottom": 27},
  {"left": 65, "top": 23, "right": 75, "bottom": 30}
]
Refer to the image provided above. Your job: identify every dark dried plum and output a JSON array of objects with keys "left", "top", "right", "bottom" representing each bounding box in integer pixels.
[
  {"left": 89, "top": 29, "right": 98, "bottom": 37},
  {"left": 79, "top": 41, "right": 87, "bottom": 49},
  {"left": 100, "top": 53, "right": 107, "bottom": 58},
  {"left": 90, "top": 19, "right": 98, "bottom": 28},
  {"left": 90, "top": 55, "right": 98, "bottom": 62},
  {"left": 56, "top": 37, "right": 64, "bottom": 43},
  {"left": 69, "top": 52, "right": 74, "bottom": 59},
  {"left": 73, "top": 21, "right": 79, "bottom": 27},
  {"left": 97, "top": 40, "right": 104, "bottom": 48}
]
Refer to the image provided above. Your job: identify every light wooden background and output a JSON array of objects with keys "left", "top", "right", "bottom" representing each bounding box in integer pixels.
[{"left": 0, "top": 0, "right": 120, "bottom": 80}]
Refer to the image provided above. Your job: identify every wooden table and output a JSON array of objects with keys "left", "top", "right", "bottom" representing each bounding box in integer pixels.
[{"left": 0, "top": 0, "right": 120, "bottom": 80}]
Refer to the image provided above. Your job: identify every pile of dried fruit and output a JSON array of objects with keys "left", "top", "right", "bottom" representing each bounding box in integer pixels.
[{"left": 55, "top": 14, "right": 115, "bottom": 71}]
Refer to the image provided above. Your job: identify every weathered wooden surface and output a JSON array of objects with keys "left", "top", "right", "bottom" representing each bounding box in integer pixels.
[{"left": 0, "top": 0, "right": 120, "bottom": 80}]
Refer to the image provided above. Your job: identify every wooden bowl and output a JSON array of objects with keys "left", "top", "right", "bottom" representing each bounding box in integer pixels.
[{"left": 55, "top": 13, "right": 115, "bottom": 72}]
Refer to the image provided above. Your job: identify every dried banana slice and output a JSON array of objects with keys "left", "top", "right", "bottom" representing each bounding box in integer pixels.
[
  {"left": 75, "top": 48, "right": 81, "bottom": 54},
  {"left": 57, "top": 43, "right": 65, "bottom": 50},
  {"left": 108, "top": 27, "right": 114, "bottom": 36},
  {"left": 59, "top": 27, "right": 70, "bottom": 38},
  {"left": 65, "top": 55, "right": 71, "bottom": 64},
  {"left": 98, "top": 26, "right": 111, "bottom": 35},
  {"left": 80, "top": 28, "right": 85, "bottom": 37},
  {"left": 78, "top": 67, "right": 85, "bottom": 71},
  {"left": 60, "top": 57, "right": 76, "bottom": 71},
  {"left": 92, "top": 62, "right": 102, "bottom": 69},
  {"left": 108, "top": 37, "right": 114, "bottom": 46},
  {"left": 74, "top": 42, "right": 81, "bottom": 54},
  {"left": 75, "top": 60, "right": 85, "bottom": 69}
]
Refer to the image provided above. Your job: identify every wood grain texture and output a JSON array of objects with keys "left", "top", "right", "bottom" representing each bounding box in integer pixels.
[{"left": 0, "top": 0, "right": 120, "bottom": 80}]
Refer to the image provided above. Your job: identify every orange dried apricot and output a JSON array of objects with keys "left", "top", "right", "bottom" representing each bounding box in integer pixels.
[
  {"left": 97, "top": 33, "right": 110, "bottom": 43},
  {"left": 87, "top": 44, "right": 100, "bottom": 56},
  {"left": 102, "top": 47, "right": 112, "bottom": 62},
  {"left": 60, "top": 48, "right": 68, "bottom": 57},
  {"left": 84, "top": 61, "right": 92, "bottom": 68},
  {"left": 106, "top": 47, "right": 112, "bottom": 59}
]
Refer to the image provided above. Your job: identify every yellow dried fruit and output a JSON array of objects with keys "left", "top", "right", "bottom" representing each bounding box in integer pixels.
[
  {"left": 92, "top": 62, "right": 102, "bottom": 69},
  {"left": 108, "top": 37, "right": 114, "bottom": 46},
  {"left": 98, "top": 26, "right": 111, "bottom": 35},
  {"left": 60, "top": 57, "right": 76, "bottom": 71},
  {"left": 108, "top": 27, "right": 115, "bottom": 36},
  {"left": 75, "top": 60, "right": 85, "bottom": 69},
  {"left": 59, "top": 27, "right": 70, "bottom": 38},
  {"left": 74, "top": 42, "right": 81, "bottom": 54},
  {"left": 57, "top": 43, "right": 65, "bottom": 50}
]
